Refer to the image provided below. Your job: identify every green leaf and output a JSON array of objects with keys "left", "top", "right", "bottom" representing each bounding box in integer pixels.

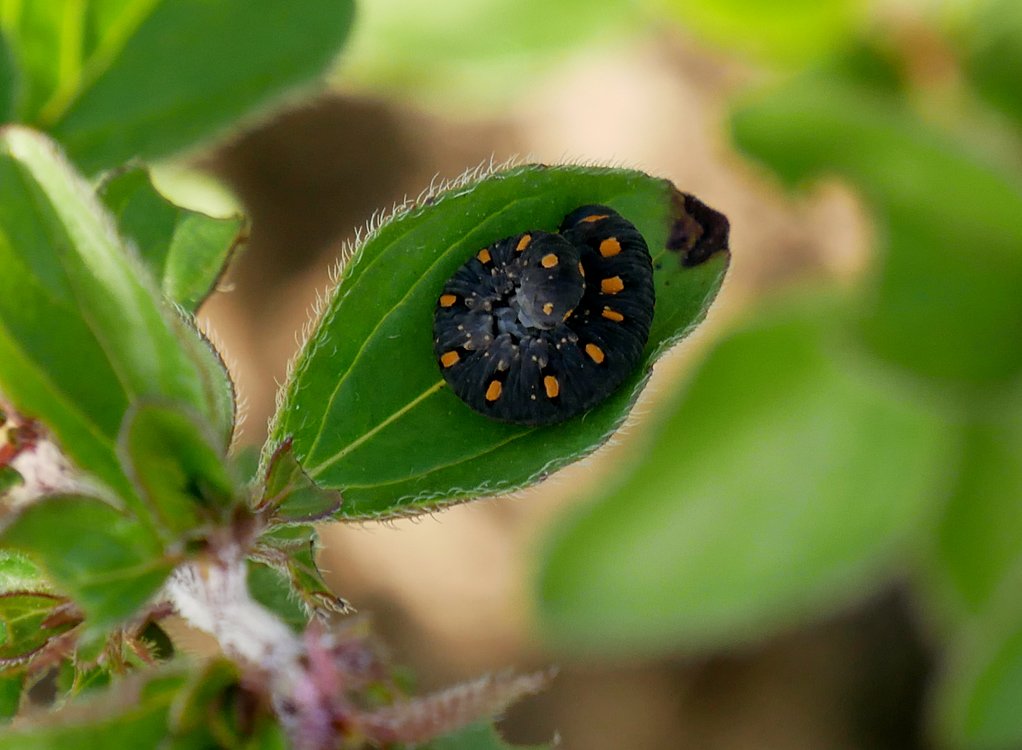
[
  {"left": 537, "top": 294, "right": 952, "bottom": 655},
  {"left": 253, "top": 525, "right": 349, "bottom": 618},
  {"left": 32, "top": 0, "right": 354, "bottom": 173},
  {"left": 425, "top": 723, "right": 550, "bottom": 750},
  {"left": 0, "top": 494, "right": 176, "bottom": 631},
  {"left": 344, "top": 0, "right": 639, "bottom": 112},
  {"left": 0, "top": 671, "right": 23, "bottom": 721},
  {"left": 0, "top": 669, "right": 185, "bottom": 749},
  {"left": 0, "top": 592, "right": 77, "bottom": 667},
  {"left": 962, "top": 0, "right": 1022, "bottom": 129},
  {"left": 0, "top": 550, "right": 48, "bottom": 594},
  {"left": 929, "top": 403, "right": 1022, "bottom": 618},
  {"left": 118, "top": 402, "right": 236, "bottom": 540},
  {"left": 268, "top": 165, "right": 729, "bottom": 518},
  {"left": 0, "top": 127, "right": 228, "bottom": 509},
  {"left": 257, "top": 439, "right": 342, "bottom": 524},
  {"left": 731, "top": 74, "right": 1022, "bottom": 395},
  {"left": 246, "top": 560, "right": 309, "bottom": 631},
  {"left": 98, "top": 165, "right": 244, "bottom": 313},
  {"left": 937, "top": 589, "right": 1022, "bottom": 750},
  {"left": 650, "top": 0, "right": 867, "bottom": 66}
]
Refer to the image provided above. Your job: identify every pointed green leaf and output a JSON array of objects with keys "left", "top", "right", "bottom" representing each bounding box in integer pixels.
[
  {"left": 258, "top": 439, "right": 342, "bottom": 524},
  {"left": 538, "top": 294, "right": 952, "bottom": 655},
  {"left": 36, "top": 0, "right": 354, "bottom": 173},
  {"left": 0, "top": 127, "right": 225, "bottom": 507},
  {"left": 118, "top": 402, "right": 237, "bottom": 540},
  {"left": 98, "top": 165, "right": 245, "bottom": 313},
  {"left": 0, "top": 592, "right": 77, "bottom": 667},
  {"left": 0, "top": 494, "right": 176, "bottom": 630},
  {"left": 731, "top": 74, "right": 1022, "bottom": 394},
  {"left": 253, "top": 524, "right": 348, "bottom": 618},
  {"left": 268, "top": 165, "right": 729, "bottom": 518}
]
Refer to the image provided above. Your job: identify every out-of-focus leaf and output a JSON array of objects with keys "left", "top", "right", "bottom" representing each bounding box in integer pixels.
[
  {"left": 118, "top": 402, "right": 236, "bottom": 540},
  {"left": 538, "top": 295, "right": 952, "bottom": 655},
  {"left": 652, "top": 0, "right": 866, "bottom": 66},
  {"left": 0, "top": 30, "right": 16, "bottom": 122},
  {"left": 426, "top": 723, "right": 550, "bottom": 750},
  {"left": 98, "top": 165, "right": 245, "bottom": 313},
  {"left": 0, "top": 494, "right": 176, "bottom": 631},
  {"left": 342, "top": 0, "right": 638, "bottom": 111},
  {"left": 27, "top": 0, "right": 354, "bottom": 173},
  {"left": 732, "top": 75, "right": 1022, "bottom": 395},
  {"left": 257, "top": 439, "right": 342, "bottom": 524},
  {"left": 0, "top": 592, "right": 78, "bottom": 666},
  {"left": 938, "top": 590, "right": 1022, "bottom": 750},
  {"left": 0, "top": 127, "right": 225, "bottom": 509},
  {"left": 962, "top": 0, "right": 1022, "bottom": 129},
  {"left": 930, "top": 402, "right": 1022, "bottom": 617},
  {"left": 267, "top": 165, "right": 729, "bottom": 519}
]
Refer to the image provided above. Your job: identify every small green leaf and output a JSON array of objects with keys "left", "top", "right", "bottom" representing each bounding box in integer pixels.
[
  {"left": 0, "top": 551, "right": 47, "bottom": 594},
  {"left": 731, "top": 73, "right": 1022, "bottom": 395},
  {"left": 258, "top": 439, "right": 342, "bottom": 524},
  {"left": 537, "top": 294, "right": 952, "bottom": 655},
  {"left": 38, "top": 0, "right": 354, "bottom": 173},
  {"left": 268, "top": 165, "right": 728, "bottom": 518},
  {"left": 0, "top": 494, "right": 176, "bottom": 630},
  {"left": 962, "top": 0, "right": 1022, "bottom": 129},
  {"left": 0, "top": 668, "right": 185, "bottom": 749},
  {"left": 246, "top": 560, "right": 309, "bottom": 631},
  {"left": 118, "top": 402, "right": 236, "bottom": 540},
  {"left": 929, "top": 404, "right": 1022, "bottom": 617},
  {"left": 254, "top": 525, "right": 348, "bottom": 617},
  {"left": 425, "top": 723, "right": 550, "bottom": 750},
  {"left": 0, "top": 127, "right": 229, "bottom": 509},
  {"left": 0, "top": 671, "right": 23, "bottom": 721},
  {"left": 0, "top": 592, "right": 77, "bottom": 666},
  {"left": 98, "top": 165, "right": 245, "bottom": 314}
]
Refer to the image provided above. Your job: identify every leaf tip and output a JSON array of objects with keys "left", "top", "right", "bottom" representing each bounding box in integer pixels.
[{"left": 666, "top": 190, "right": 731, "bottom": 268}]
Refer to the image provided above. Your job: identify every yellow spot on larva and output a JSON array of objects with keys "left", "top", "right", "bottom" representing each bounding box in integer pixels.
[
  {"left": 585, "top": 343, "right": 605, "bottom": 363},
  {"left": 439, "top": 294, "right": 457, "bottom": 307},
  {"left": 541, "top": 253, "right": 558, "bottom": 268},
  {"left": 578, "top": 262, "right": 585, "bottom": 277},
  {"left": 599, "top": 238, "right": 621, "bottom": 257},
  {"left": 477, "top": 248, "right": 491, "bottom": 263},
  {"left": 602, "top": 307, "right": 624, "bottom": 322},
  {"left": 485, "top": 380, "right": 502, "bottom": 401},
  {"left": 543, "top": 302, "right": 554, "bottom": 315},
  {"left": 544, "top": 375, "right": 560, "bottom": 398},
  {"left": 580, "top": 214, "right": 609, "bottom": 224},
  {"left": 516, "top": 234, "right": 532, "bottom": 252},
  {"left": 563, "top": 308, "right": 574, "bottom": 321},
  {"left": 440, "top": 351, "right": 460, "bottom": 367},
  {"left": 601, "top": 276, "right": 624, "bottom": 294}
]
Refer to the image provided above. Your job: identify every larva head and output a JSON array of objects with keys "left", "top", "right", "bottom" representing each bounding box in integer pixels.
[{"left": 514, "top": 232, "right": 584, "bottom": 330}]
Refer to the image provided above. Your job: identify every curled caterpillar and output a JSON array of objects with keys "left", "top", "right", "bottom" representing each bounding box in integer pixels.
[{"left": 433, "top": 205, "right": 655, "bottom": 425}]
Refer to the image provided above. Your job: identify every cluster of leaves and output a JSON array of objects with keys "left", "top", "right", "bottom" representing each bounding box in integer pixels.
[
  {"left": 0, "top": 1, "right": 729, "bottom": 747},
  {"left": 535, "top": 2, "right": 1022, "bottom": 748}
]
